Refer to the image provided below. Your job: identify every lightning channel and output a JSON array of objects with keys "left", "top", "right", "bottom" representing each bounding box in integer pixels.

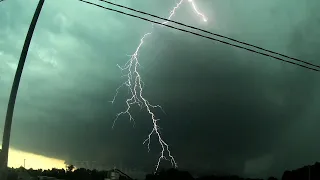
[
  {"left": 111, "top": 0, "right": 207, "bottom": 172},
  {"left": 188, "top": 0, "right": 207, "bottom": 22}
]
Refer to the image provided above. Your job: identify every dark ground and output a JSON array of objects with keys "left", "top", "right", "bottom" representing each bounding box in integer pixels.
[{"left": 5, "top": 162, "right": 320, "bottom": 180}]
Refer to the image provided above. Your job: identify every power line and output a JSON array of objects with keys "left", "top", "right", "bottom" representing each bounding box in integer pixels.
[
  {"left": 78, "top": 0, "right": 319, "bottom": 72},
  {"left": 2, "top": 0, "right": 318, "bottom": 71},
  {"left": 97, "top": 0, "right": 320, "bottom": 70}
]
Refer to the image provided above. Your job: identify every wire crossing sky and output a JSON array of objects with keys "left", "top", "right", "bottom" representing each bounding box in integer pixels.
[{"left": 110, "top": 0, "right": 207, "bottom": 171}]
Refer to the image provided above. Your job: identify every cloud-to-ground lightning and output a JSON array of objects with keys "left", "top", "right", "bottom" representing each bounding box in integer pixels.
[{"left": 111, "top": 0, "right": 207, "bottom": 172}]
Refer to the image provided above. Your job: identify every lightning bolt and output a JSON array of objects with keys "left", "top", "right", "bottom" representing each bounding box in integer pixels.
[{"left": 111, "top": 0, "right": 207, "bottom": 172}]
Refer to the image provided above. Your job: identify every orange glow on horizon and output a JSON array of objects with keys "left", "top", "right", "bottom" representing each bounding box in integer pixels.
[{"left": 7, "top": 148, "right": 66, "bottom": 170}]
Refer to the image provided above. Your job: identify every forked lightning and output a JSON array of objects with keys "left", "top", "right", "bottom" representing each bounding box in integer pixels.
[{"left": 111, "top": 0, "right": 207, "bottom": 171}]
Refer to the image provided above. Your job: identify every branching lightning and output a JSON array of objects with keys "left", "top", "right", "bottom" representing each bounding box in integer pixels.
[
  {"left": 188, "top": 0, "right": 207, "bottom": 22},
  {"left": 111, "top": 0, "right": 207, "bottom": 172}
]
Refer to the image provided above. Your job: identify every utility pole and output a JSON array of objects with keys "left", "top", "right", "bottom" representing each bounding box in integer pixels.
[
  {"left": 308, "top": 165, "right": 311, "bottom": 180},
  {"left": 24, "top": 159, "right": 26, "bottom": 169},
  {"left": 0, "top": 0, "right": 45, "bottom": 179}
]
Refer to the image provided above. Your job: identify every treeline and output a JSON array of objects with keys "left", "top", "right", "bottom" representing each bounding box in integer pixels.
[
  {"left": 7, "top": 167, "right": 108, "bottom": 180},
  {"left": 282, "top": 162, "right": 320, "bottom": 180},
  {"left": 5, "top": 162, "right": 320, "bottom": 180},
  {"left": 146, "top": 168, "right": 265, "bottom": 180}
]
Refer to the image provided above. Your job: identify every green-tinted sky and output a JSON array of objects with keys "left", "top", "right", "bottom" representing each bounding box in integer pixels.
[{"left": 1, "top": 0, "right": 320, "bottom": 179}]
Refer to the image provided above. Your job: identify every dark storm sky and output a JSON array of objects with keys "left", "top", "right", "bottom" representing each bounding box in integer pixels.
[{"left": 1, "top": 0, "right": 320, "bottom": 179}]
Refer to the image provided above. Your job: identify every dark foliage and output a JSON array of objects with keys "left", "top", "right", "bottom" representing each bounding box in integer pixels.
[
  {"left": 5, "top": 162, "right": 320, "bottom": 180},
  {"left": 281, "top": 162, "right": 320, "bottom": 180}
]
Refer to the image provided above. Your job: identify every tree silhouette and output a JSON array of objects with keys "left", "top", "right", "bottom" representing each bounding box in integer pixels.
[
  {"left": 267, "top": 177, "right": 277, "bottom": 180},
  {"left": 67, "top": 165, "right": 75, "bottom": 172},
  {"left": 3, "top": 161, "right": 320, "bottom": 180}
]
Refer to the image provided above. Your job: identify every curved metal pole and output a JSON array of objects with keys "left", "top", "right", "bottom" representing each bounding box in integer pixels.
[{"left": 0, "top": 0, "right": 45, "bottom": 179}]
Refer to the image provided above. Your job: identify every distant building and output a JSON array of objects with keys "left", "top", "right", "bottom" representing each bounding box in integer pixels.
[
  {"left": 106, "top": 171, "right": 120, "bottom": 180},
  {"left": 105, "top": 169, "right": 133, "bottom": 180}
]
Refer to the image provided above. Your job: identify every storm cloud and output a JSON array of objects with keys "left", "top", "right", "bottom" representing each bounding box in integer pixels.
[{"left": 1, "top": 0, "right": 320, "bottom": 179}]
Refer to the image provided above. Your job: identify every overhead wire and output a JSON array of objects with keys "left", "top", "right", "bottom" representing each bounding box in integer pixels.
[
  {"left": 78, "top": 0, "right": 320, "bottom": 72},
  {"left": 97, "top": 0, "right": 320, "bottom": 70},
  {"left": 1, "top": 0, "right": 318, "bottom": 71}
]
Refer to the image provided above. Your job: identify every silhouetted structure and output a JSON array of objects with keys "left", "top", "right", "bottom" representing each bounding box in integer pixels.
[
  {"left": 0, "top": 0, "right": 45, "bottom": 179},
  {"left": 282, "top": 162, "right": 320, "bottom": 180},
  {"left": 146, "top": 168, "right": 193, "bottom": 180},
  {"left": 3, "top": 162, "right": 320, "bottom": 180}
]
